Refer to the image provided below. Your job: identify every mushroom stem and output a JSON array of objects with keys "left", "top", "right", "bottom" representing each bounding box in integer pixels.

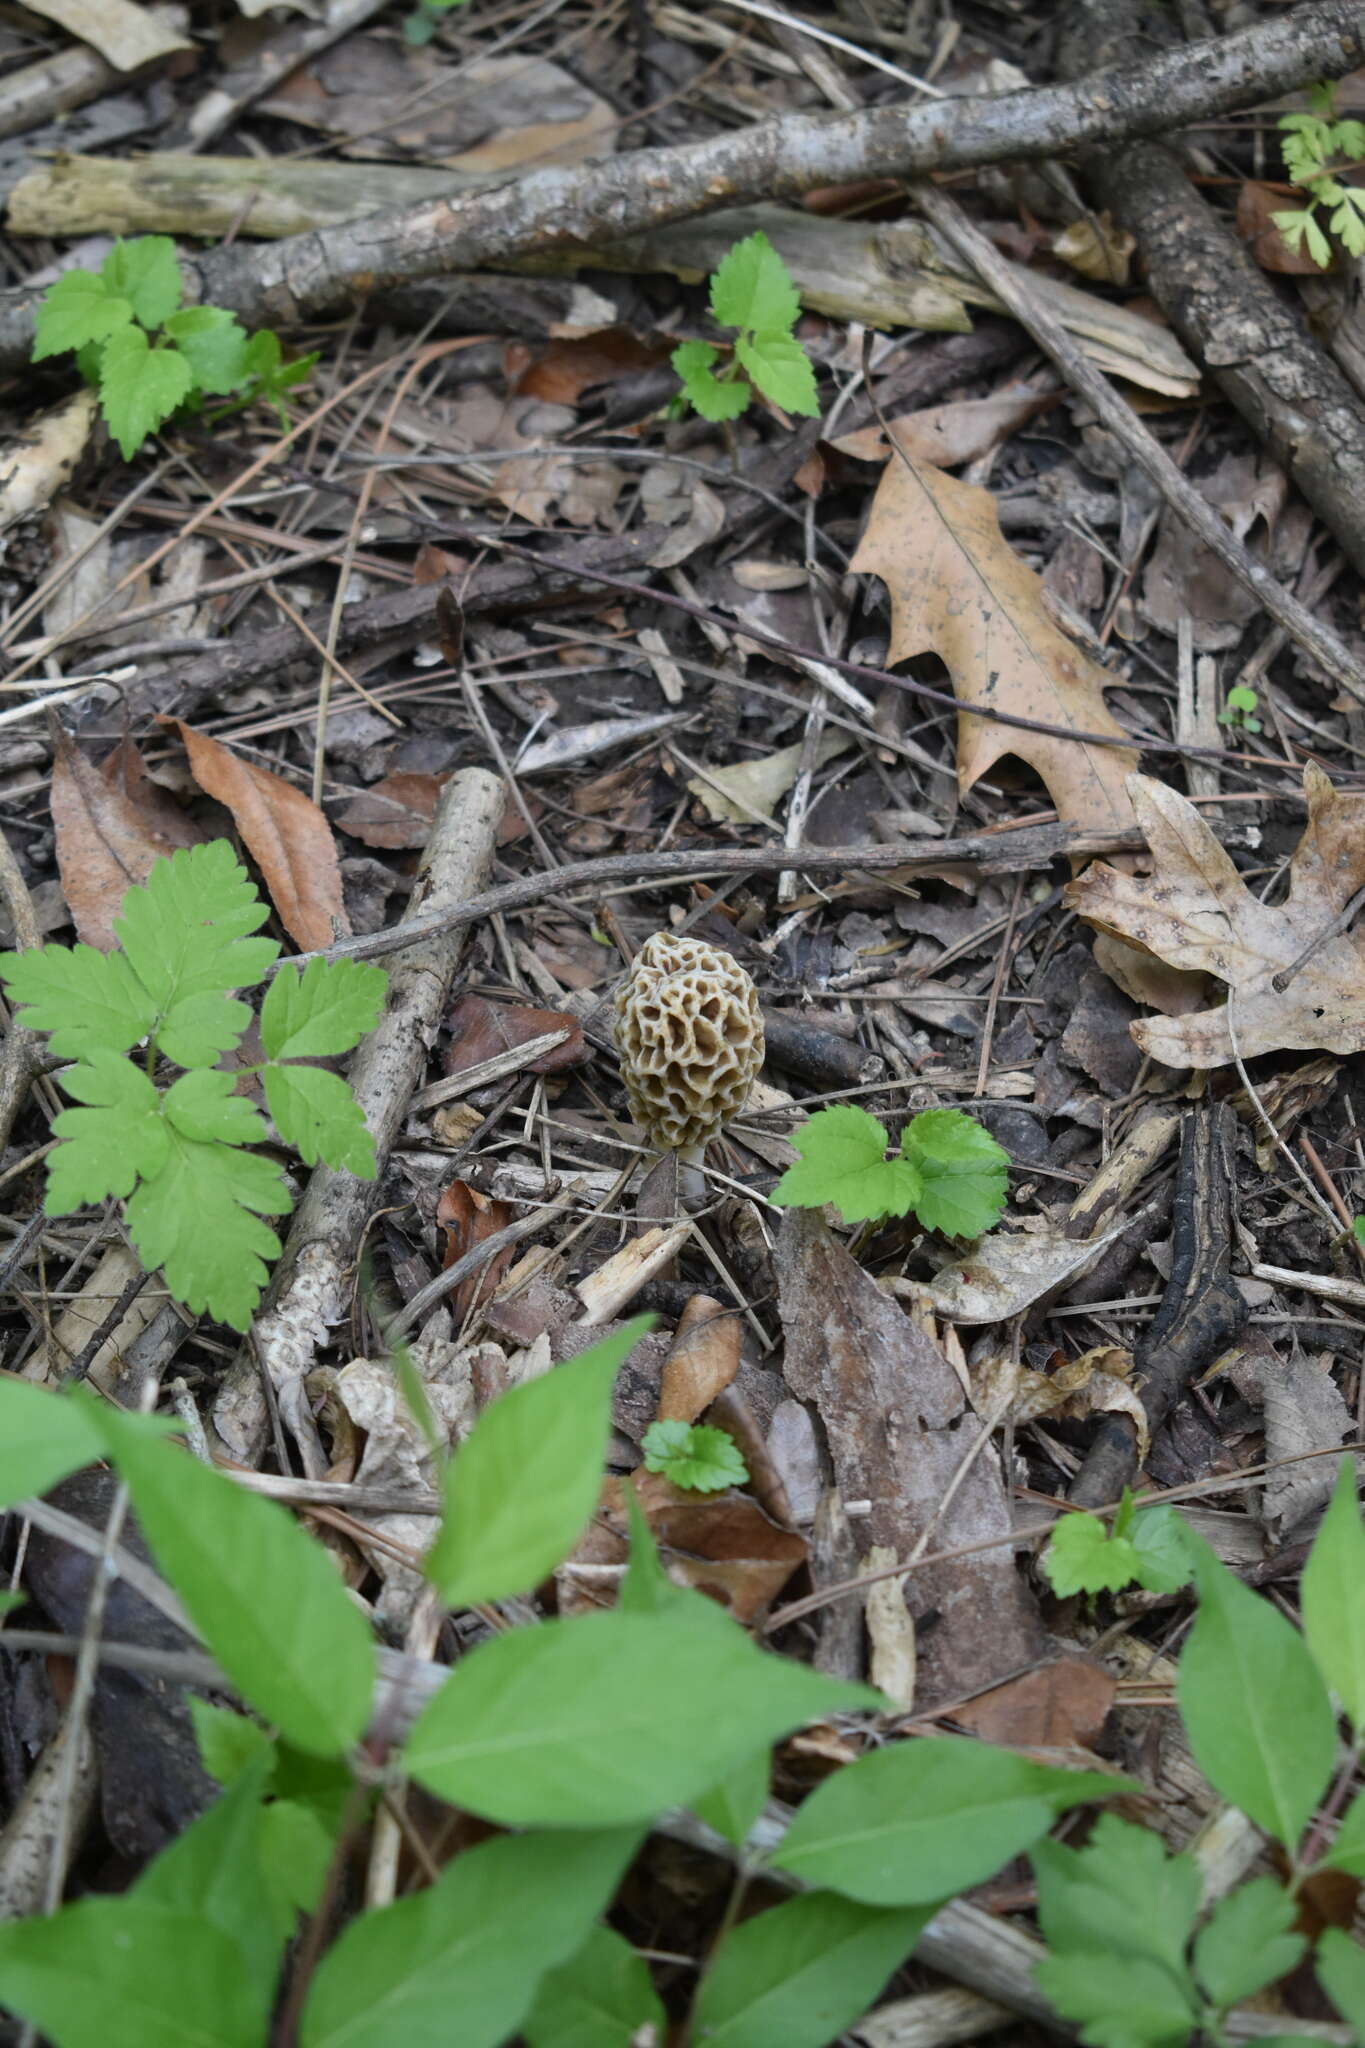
[{"left": 678, "top": 1141, "right": 708, "bottom": 1209}]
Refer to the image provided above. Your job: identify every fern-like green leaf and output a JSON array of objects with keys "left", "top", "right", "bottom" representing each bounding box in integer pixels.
[
  {"left": 263, "top": 1065, "right": 376, "bottom": 1177},
  {"left": 46, "top": 1050, "right": 170, "bottom": 1213},
  {"left": 0, "top": 945, "right": 156, "bottom": 1062},
  {"left": 260, "top": 958, "right": 387, "bottom": 1061},
  {"left": 126, "top": 1128, "right": 291, "bottom": 1331},
  {"left": 114, "top": 841, "right": 279, "bottom": 1066}
]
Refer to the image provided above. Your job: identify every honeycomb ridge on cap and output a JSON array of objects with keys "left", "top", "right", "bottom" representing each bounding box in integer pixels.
[{"left": 614, "top": 931, "right": 764, "bottom": 1153}]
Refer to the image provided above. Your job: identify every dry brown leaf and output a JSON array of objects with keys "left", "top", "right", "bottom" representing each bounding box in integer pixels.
[
  {"left": 952, "top": 1657, "right": 1116, "bottom": 1750},
  {"left": 658, "top": 1295, "right": 741, "bottom": 1424},
  {"left": 921, "top": 1220, "right": 1126, "bottom": 1325},
  {"left": 851, "top": 452, "right": 1138, "bottom": 836},
  {"left": 515, "top": 328, "right": 671, "bottom": 405},
  {"left": 437, "top": 1181, "right": 516, "bottom": 1324},
  {"left": 972, "top": 1343, "right": 1149, "bottom": 1462},
  {"left": 336, "top": 771, "right": 445, "bottom": 850},
  {"left": 1068, "top": 764, "right": 1365, "bottom": 1067},
  {"left": 443, "top": 993, "right": 588, "bottom": 1078},
  {"left": 1052, "top": 213, "right": 1135, "bottom": 285},
  {"left": 51, "top": 732, "right": 203, "bottom": 948},
  {"left": 831, "top": 385, "right": 1056, "bottom": 468},
  {"left": 164, "top": 719, "right": 349, "bottom": 952},
  {"left": 1236, "top": 180, "right": 1327, "bottom": 275}
]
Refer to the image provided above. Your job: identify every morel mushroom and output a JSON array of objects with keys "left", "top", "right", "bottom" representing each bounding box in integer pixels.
[{"left": 615, "top": 933, "right": 764, "bottom": 1157}]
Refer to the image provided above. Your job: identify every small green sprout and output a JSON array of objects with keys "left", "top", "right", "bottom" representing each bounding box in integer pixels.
[
  {"left": 641, "top": 1420, "right": 749, "bottom": 1493},
  {"left": 1274, "top": 84, "right": 1365, "bottom": 266},
  {"left": 1217, "top": 684, "right": 1262, "bottom": 735},
  {"left": 671, "top": 231, "right": 820, "bottom": 423},
  {"left": 1041, "top": 1490, "right": 1193, "bottom": 1600},
  {"left": 772, "top": 1103, "right": 1009, "bottom": 1238}
]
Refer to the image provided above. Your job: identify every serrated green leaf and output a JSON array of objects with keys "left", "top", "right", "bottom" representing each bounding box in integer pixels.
[
  {"left": 115, "top": 842, "right": 278, "bottom": 1066},
  {"left": 263, "top": 1064, "right": 376, "bottom": 1176},
  {"left": 125, "top": 1126, "right": 289, "bottom": 1329},
  {"left": 260, "top": 957, "right": 387, "bottom": 1060},
  {"left": 90, "top": 1401, "right": 375, "bottom": 1756},
  {"left": 771, "top": 1104, "right": 920, "bottom": 1224},
  {"left": 1178, "top": 1526, "right": 1335, "bottom": 1849},
  {"left": 1129, "top": 1507, "right": 1193, "bottom": 1593},
  {"left": 1333, "top": 197, "right": 1365, "bottom": 256},
  {"left": 403, "top": 1608, "right": 874, "bottom": 1827},
  {"left": 162, "top": 1067, "right": 268, "bottom": 1147},
  {"left": 426, "top": 1319, "right": 650, "bottom": 1608},
  {"left": 98, "top": 326, "right": 195, "bottom": 459},
  {"left": 1301, "top": 1459, "right": 1365, "bottom": 1735},
  {"left": 672, "top": 339, "right": 750, "bottom": 422},
  {"left": 0, "top": 1377, "right": 103, "bottom": 1508},
  {"left": 1317, "top": 1927, "right": 1365, "bottom": 2036},
  {"left": 1192, "top": 1876, "right": 1302, "bottom": 2007},
  {"left": 694, "top": 1890, "right": 930, "bottom": 2048},
  {"left": 1032, "top": 1953, "right": 1197, "bottom": 2048},
  {"left": 771, "top": 1738, "right": 1130, "bottom": 1906},
  {"left": 900, "top": 1107, "right": 1009, "bottom": 1238},
  {"left": 189, "top": 1700, "right": 275, "bottom": 1787},
  {"left": 163, "top": 307, "right": 250, "bottom": 394},
  {"left": 1042, "top": 1512, "right": 1136, "bottom": 1597},
  {"left": 46, "top": 1048, "right": 169, "bottom": 1211},
  {"left": 32, "top": 270, "right": 133, "bottom": 361},
  {"left": 0, "top": 1898, "right": 267, "bottom": 2048},
  {"left": 0, "top": 942, "right": 156, "bottom": 1061},
  {"left": 1032, "top": 1814, "right": 1199, "bottom": 1985},
  {"left": 641, "top": 1419, "right": 748, "bottom": 1492},
  {"left": 301, "top": 1828, "right": 638, "bottom": 2048},
  {"left": 710, "top": 230, "right": 801, "bottom": 334},
  {"left": 100, "top": 236, "right": 183, "bottom": 328},
  {"left": 735, "top": 333, "right": 820, "bottom": 417},
  {"left": 525, "top": 1925, "right": 665, "bottom": 2048}
]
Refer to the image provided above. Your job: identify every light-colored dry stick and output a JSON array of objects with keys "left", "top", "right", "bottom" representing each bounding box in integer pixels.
[
  {"left": 210, "top": 767, "right": 504, "bottom": 1464},
  {"left": 914, "top": 181, "right": 1365, "bottom": 710}
]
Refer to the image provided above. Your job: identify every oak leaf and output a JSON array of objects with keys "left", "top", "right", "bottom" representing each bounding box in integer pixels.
[
  {"left": 851, "top": 451, "right": 1138, "bottom": 836},
  {"left": 1068, "top": 765, "right": 1365, "bottom": 1068}
]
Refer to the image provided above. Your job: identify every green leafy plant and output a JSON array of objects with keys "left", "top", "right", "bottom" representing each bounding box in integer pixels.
[
  {"left": 1041, "top": 1490, "right": 1193, "bottom": 1599},
  {"left": 402, "top": 0, "right": 470, "bottom": 42},
  {"left": 32, "top": 236, "right": 319, "bottom": 457},
  {"left": 1216, "top": 683, "right": 1263, "bottom": 734},
  {"left": 772, "top": 1102, "right": 1009, "bottom": 1236},
  {"left": 0, "top": 841, "right": 386, "bottom": 1329},
  {"left": 641, "top": 1419, "right": 749, "bottom": 1492},
  {"left": 4, "top": 1342, "right": 1365, "bottom": 2044},
  {"left": 1274, "top": 83, "right": 1365, "bottom": 265},
  {"left": 671, "top": 230, "right": 820, "bottom": 423}
]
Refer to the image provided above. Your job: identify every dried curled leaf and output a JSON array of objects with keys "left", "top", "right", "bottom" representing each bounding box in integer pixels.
[
  {"left": 1068, "top": 765, "right": 1365, "bottom": 1068},
  {"left": 851, "top": 451, "right": 1137, "bottom": 837}
]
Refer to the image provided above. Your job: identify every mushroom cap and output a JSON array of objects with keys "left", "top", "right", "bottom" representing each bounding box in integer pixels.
[{"left": 614, "top": 932, "right": 764, "bottom": 1153}]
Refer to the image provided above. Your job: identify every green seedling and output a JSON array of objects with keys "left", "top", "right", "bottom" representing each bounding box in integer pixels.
[
  {"left": 1274, "top": 83, "right": 1365, "bottom": 265},
  {"left": 0, "top": 841, "right": 386, "bottom": 1329},
  {"left": 772, "top": 1101, "right": 1009, "bottom": 1237},
  {"left": 32, "top": 236, "right": 319, "bottom": 456},
  {"left": 1041, "top": 1490, "right": 1193, "bottom": 1599},
  {"left": 1217, "top": 684, "right": 1263, "bottom": 734},
  {"left": 671, "top": 230, "right": 820, "bottom": 422},
  {"left": 641, "top": 1420, "right": 749, "bottom": 1493}
]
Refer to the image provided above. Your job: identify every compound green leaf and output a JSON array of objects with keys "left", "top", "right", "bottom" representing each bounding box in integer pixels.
[
  {"left": 1178, "top": 1527, "right": 1334, "bottom": 1849},
  {"left": 403, "top": 1607, "right": 873, "bottom": 1827},
  {"left": 771, "top": 1103, "right": 919, "bottom": 1224},
  {"left": 525, "top": 1926, "right": 664, "bottom": 2048},
  {"left": 263, "top": 1063, "right": 375, "bottom": 1176},
  {"left": 32, "top": 269, "right": 133, "bottom": 360},
  {"left": 260, "top": 958, "right": 387, "bottom": 1060},
  {"left": 0, "top": 1898, "right": 265, "bottom": 2048},
  {"left": 1032, "top": 1816, "right": 1199, "bottom": 1985},
  {"left": 125, "top": 1126, "right": 289, "bottom": 1330},
  {"left": 709, "top": 230, "right": 801, "bottom": 334},
  {"left": 693, "top": 1890, "right": 930, "bottom": 2048},
  {"left": 0, "top": 942, "right": 156, "bottom": 1061},
  {"left": 163, "top": 307, "right": 250, "bottom": 394},
  {"left": 46, "top": 1049, "right": 169, "bottom": 1211},
  {"left": 1301, "top": 1458, "right": 1365, "bottom": 1736},
  {"left": 163, "top": 1067, "right": 269, "bottom": 1148},
  {"left": 0, "top": 1377, "right": 102, "bottom": 1508},
  {"left": 640, "top": 1419, "right": 748, "bottom": 1493},
  {"left": 301, "top": 1828, "right": 637, "bottom": 2048},
  {"left": 98, "top": 325, "right": 195, "bottom": 459},
  {"left": 900, "top": 1107, "right": 1009, "bottom": 1238},
  {"left": 426, "top": 1319, "right": 650, "bottom": 1608},
  {"left": 114, "top": 842, "right": 278, "bottom": 1065},
  {"left": 100, "top": 236, "right": 183, "bottom": 328},
  {"left": 1192, "top": 1876, "right": 1302, "bottom": 2007},
  {"left": 91, "top": 1402, "right": 375, "bottom": 1757},
  {"left": 735, "top": 333, "right": 820, "bottom": 417},
  {"left": 770, "top": 1738, "right": 1127, "bottom": 1906},
  {"left": 1317, "top": 1928, "right": 1365, "bottom": 2037}
]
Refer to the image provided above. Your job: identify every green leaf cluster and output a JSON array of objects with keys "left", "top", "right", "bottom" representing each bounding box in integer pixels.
[
  {"left": 772, "top": 1101, "right": 1009, "bottom": 1237},
  {"left": 32, "top": 236, "right": 318, "bottom": 457},
  {"left": 1275, "top": 91, "right": 1365, "bottom": 265},
  {"left": 671, "top": 230, "right": 820, "bottom": 422},
  {"left": 641, "top": 1418, "right": 749, "bottom": 1492},
  {"left": 0, "top": 842, "right": 386, "bottom": 1328},
  {"left": 1041, "top": 1491, "right": 1192, "bottom": 1599},
  {"left": 1216, "top": 683, "right": 1262, "bottom": 734}
]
